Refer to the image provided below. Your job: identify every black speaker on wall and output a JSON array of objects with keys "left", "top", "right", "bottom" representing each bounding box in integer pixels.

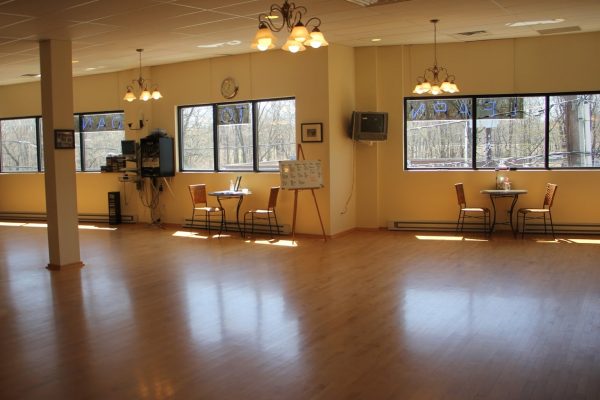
[{"left": 140, "top": 134, "right": 174, "bottom": 177}]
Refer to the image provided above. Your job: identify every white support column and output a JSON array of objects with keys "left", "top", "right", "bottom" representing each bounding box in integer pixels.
[{"left": 39, "top": 39, "right": 83, "bottom": 270}]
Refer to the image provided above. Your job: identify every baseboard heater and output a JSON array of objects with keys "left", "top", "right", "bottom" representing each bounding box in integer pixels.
[
  {"left": 183, "top": 218, "right": 289, "bottom": 235},
  {"left": 388, "top": 220, "right": 600, "bottom": 235},
  {"left": 0, "top": 211, "right": 136, "bottom": 224}
]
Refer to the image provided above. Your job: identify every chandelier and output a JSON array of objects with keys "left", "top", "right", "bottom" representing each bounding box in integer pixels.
[
  {"left": 123, "top": 49, "right": 162, "bottom": 102},
  {"left": 413, "top": 19, "right": 459, "bottom": 95},
  {"left": 252, "top": 0, "right": 329, "bottom": 53}
]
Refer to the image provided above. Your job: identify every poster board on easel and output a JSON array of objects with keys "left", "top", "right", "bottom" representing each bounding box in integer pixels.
[{"left": 278, "top": 160, "right": 323, "bottom": 190}]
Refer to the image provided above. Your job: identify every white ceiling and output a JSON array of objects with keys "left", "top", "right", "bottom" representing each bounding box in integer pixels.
[{"left": 1, "top": 0, "right": 599, "bottom": 86}]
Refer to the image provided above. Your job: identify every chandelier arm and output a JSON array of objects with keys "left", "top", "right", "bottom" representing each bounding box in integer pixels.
[
  {"left": 286, "top": 2, "right": 307, "bottom": 29},
  {"left": 304, "top": 16, "right": 321, "bottom": 30},
  {"left": 259, "top": 10, "right": 285, "bottom": 32}
]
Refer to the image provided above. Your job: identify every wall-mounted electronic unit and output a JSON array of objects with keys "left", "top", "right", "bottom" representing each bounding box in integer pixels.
[
  {"left": 349, "top": 111, "right": 388, "bottom": 141},
  {"left": 140, "top": 133, "right": 174, "bottom": 177}
]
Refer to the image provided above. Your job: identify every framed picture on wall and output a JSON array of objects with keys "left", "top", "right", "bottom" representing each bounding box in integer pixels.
[
  {"left": 301, "top": 123, "right": 323, "bottom": 143},
  {"left": 54, "top": 129, "right": 75, "bottom": 149}
]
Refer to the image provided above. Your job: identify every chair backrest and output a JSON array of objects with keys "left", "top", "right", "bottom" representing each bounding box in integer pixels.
[
  {"left": 543, "top": 183, "right": 558, "bottom": 209},
  {"left": 267, "top": 187, "right": 280, "bottom": 210},
  {"left": 189, "top": 184, "right": 208, "bottom": 206},
  {"left": 454, "top": 183, "right": 467, "bottom": 208}
]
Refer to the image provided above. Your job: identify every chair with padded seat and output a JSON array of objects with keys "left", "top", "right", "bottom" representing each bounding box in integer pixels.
[
  {"left": 455, "top": 183, "right": 490, "bottom": 235},
  {"left": 516, "top": 183, "right": 558, "bottom": 239},
  {"left": 244, "top": 186, "right": 280, "bottom": 238},
  {"left": 188, "top": 184, "right": 225, "bottom": 236}
]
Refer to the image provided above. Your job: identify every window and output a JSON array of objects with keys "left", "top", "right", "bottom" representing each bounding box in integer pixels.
[
  {"left": 217, "top": 103, "right": 253, "bottom": 171},
  {"left": 256, "top": 99, "right": 296, "bottom": 171},
  {"left": 475, "top": 96, "right": 546, "bottom": 168},
  {"left": 179, "top": 105, "right": 214, "bottom": 170},
  {"left": 406, "top": 98, "right": 473, "bottom": 169},
  {"left": 549, "top": 94, "right": 600, "bottom": 167},
  {"left": 0, "top": 111, "right": 124, "bottom": 172},
  {"left": 405, "top": 91, "right": 600, "bottom": 170},
  {"left": 179, "top": 98, "right": 296, "bottom": 172},
  {"left": 0, "top": 117, "right": 40, "bottom": 172},
  {"left": 78, "top": 112, "right": 124, "bottom": 171}
]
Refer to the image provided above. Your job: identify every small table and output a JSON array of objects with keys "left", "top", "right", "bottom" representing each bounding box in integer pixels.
[
  {"left": 480, "top": 189, "right": 528, "bottom": 235},
  {"left": 209, "top": 190, "right": 251, "bottom": 236}
]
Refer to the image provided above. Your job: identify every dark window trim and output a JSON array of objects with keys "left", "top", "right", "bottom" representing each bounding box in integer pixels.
[
  {"left": 179, "top": 96, "right": 295, "bottom": 173},
  {"left": 404, "top": 90, "right": 600, "bottom": 171}
]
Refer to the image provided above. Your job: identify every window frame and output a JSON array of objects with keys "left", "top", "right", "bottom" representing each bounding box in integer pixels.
[
  {"left": 404, "top": 90, "right": 600, "bottom": 170},
  {"left": 178, "top": 97, "right": 296, "bottom": 173}
]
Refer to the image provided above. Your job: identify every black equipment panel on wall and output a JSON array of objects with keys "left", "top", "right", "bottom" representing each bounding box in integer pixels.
[
  {"left": 108, "top": 191, "right": 121, "bottom": 225},
  {"left": 140, "top": 136, "right": 174, "bottom": 177}
]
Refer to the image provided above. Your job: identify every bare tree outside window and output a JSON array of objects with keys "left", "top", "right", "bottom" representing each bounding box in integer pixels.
[
  {"left": 0, "top": 118, "right": 38, "bottom": 172},
  {"left": 180, "top": 106, "right": 214, "bottom": 170},
  {"left": 406, "top": 98, "right": 473, "bottom": 168},
  {"left": 179, "top": 98, "right": 296, "bottom": 172},
  {"left": 549, "top": 94, "right": 600, "bottom": 167},
  {"left": 475, "top": 96, "right": 546, "bottom": 168},
  {"left": 257, "top": 99, "right": 296, "bottom": 170}
]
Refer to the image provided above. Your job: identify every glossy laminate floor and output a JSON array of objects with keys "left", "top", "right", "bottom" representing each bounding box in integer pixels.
[{"left": 0, "top": 223, "right": 599, "bottom": 400}]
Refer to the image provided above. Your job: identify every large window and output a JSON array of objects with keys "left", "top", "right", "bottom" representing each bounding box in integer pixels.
[
  {"left": 179, "top": 98, "right": 296, "bottom": 172},
  {"left": 0, "top": 111, "right": 124, "bottom": 172},
  {"left": 405, "top": 92, "right": 600, "bottom": 169}
]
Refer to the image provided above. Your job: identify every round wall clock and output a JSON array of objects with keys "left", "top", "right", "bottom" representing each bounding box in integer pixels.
[{"left": 220, "top": 77, "right": 239, "bottom": 99}]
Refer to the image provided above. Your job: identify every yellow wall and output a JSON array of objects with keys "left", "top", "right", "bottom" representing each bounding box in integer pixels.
[
  {"left": 2, "top": 32, "right": 600, "bottom": 234},
  {"left": 361, "top": 32, "right": 600, "bottom": 227}
]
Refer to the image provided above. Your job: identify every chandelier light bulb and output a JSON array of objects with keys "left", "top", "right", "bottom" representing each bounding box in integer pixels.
[
  {"left": 282, "top": 37, "right": 305, "bottom": 53},
  {"left": 307, "top": 28, "right": 328, "bottom": 48},
  {"left": 140, "top": 89, "right": 151, "bottom": 101},
  {"left": 291, "top": 22, "right": 310, "bottom": 43},
  {"left": 151, "top": 89, "right": 163, "bottom": 100}
]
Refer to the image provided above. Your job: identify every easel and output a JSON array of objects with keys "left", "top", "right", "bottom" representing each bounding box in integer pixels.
[{"left": 290, "top": 144, "right": 327, "bottom": 242}]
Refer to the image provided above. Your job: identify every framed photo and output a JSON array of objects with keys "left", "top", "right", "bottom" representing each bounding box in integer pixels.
[
  {"left": 301, "top": 123, "right": 323, "bottom": 143},
  {"left": 54, "top": 129, "right": 75, "bottom": 149}
]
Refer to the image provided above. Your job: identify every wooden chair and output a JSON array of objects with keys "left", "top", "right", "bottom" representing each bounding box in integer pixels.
[
  {"left": 188, "top": 184, "right": 224, "bottom": 236},
  {"left": 517, "top": 183, "right": 558, "bottom": 239},
  {"left": 244, "top": 187, "right": 280, "bottom": 238},
  {"left": 455, "top": 183, "right": 490, "bottom": 235}
]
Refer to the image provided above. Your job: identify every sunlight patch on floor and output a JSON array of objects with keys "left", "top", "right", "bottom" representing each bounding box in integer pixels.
[
  {"left": 78, "top": 224, "right": 117, "bottom": 231},
  {"left": 416, "top": 235, "right": 467, "bottom": 241},
  {"left": 0, "top": 222, "right": 117, "bottom": 231},
  {"left": 562, "top": 238, "right": 600, "bottom": 245},
  {"left": 0, "top": 222, "right": 25, "bottom": 227},
  {"left": 246, "top": 239, "right": 298, "bottom": 247}
]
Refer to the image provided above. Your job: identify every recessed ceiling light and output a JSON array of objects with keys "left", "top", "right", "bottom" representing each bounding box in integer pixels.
[
  {"left": 506, "top": 19, "right": 565, "bottom": 27},
  {"left": 21, "top": 73, "right": 41, "bottom": 78},
  {"left": 85, "top": 67, "right": 97, "bottom": 71},
  {"left": 371, "top": 38, "right": 382, "bottom": 42},
  {"left": 72, "top": 60, "right": 79, "bottom": 64}
]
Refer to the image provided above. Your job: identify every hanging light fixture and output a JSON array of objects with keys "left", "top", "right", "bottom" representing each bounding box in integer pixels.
[
  {"left": 123, "top": 49, "right": 162, "bottom": 102},
  {"left": 413, "top": 19, "right": 459, "bottom": 95},
  {"left": 251, "top": 0, "right": 329, "bottom": 53}
]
